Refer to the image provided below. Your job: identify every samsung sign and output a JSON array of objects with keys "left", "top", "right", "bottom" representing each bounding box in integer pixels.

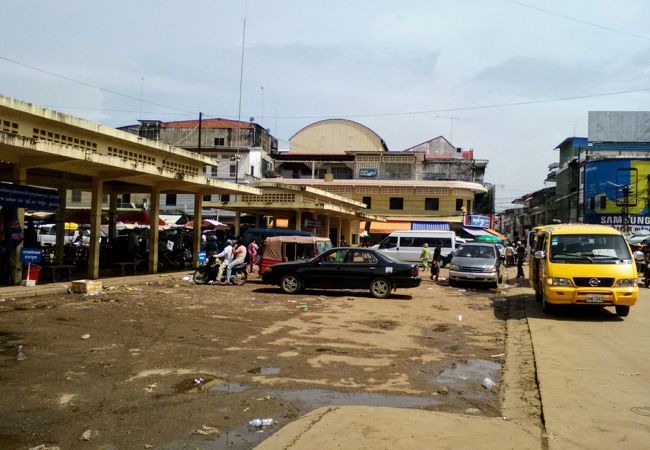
[{"left": 358, "top": 168, "right": 378, "bottom": 177}]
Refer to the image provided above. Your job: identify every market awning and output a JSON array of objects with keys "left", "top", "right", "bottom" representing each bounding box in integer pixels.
[
  {"left": 486, "top": 228, "right": 507, "bottom": 241},
  {"left": 360, "top": 221, "right": 411, "bottom": 234},
  {"left": 411, "top": 221, "right": 450, "bottom": 231},
  {"left": 462, "top": 227, "right": 492, "bottom": 238}
]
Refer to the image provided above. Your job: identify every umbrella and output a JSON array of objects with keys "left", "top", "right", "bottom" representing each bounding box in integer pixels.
[
  {"left": 116, "top": 211, "right": 165, "bottom": 226},
  {"left": 185, "top": 219, "right": 228, "bottom": 229}
]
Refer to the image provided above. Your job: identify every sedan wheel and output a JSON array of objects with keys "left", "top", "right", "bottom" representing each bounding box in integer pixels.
[
  {"left": 370, "top": 277, "right": 392, "bottom": 299},
  {"left": 280, "top": 274, "right": 301, "bottom": 294}
]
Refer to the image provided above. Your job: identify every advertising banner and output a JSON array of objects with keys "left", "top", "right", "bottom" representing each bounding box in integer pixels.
[
  {"left": 0, "top": 183, "right": 59, "bottom": 210},
  {"left": 583, "top": 159, "right": 650, "bottom": 231},
  {"left": 463, "top": 215, "right": 491, "bottom": 229},
  {"left": 358, "top": 168, "right": 378, "bottom": 177}
]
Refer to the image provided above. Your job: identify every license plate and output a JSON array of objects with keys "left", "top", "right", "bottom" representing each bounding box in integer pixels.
[{"left": 586, "top": 294, "right": 604, "bottom": 303}]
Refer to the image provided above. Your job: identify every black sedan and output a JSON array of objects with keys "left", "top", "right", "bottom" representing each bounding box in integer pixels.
[{"left": 261, "top": 247, "right": 421, "bottom": 298}]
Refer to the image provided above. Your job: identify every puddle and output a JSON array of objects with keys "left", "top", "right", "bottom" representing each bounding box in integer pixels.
[
  {"left": 421, "top": 358, "right": 501, "bottom": 401},
  {"left": 210, "top": 382, "right": 249, "bottom": 393},
  {"left": 0, "top": 332, "right": 22, "bottom": 364},
  {"left": 271, "top": 388, "right": 441, "bottom": 411},
  {"left": 163, "top": 424, "right": 271, "bottom": 450},
  {"left": 247, "top": 367, "right": 281, "bottom": 376},
  {"left": 174, "top": 377, "right": 223, "bottom": 393}
]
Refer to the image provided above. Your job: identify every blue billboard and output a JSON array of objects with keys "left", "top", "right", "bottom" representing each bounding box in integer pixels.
[{"left": 583, "top": 159, "right": 650, "bottom": 231}]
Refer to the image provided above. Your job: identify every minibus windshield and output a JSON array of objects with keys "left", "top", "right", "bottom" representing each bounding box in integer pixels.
[{"left": 549, "top": 234, "right": 632, "bottom": 263}]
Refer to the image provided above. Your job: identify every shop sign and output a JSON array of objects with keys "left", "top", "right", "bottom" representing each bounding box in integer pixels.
[
  {"left": 0, "top": 183, "right": 59, "bottom": 210},
  {"left": 20, "top": 248, "right": 42, "bottom": 264},
  {"left": 304, "top": 218, "right": 322, "bottom": 228},
  {"left": 358, "top": 168, "right": 378, "bottom": 177},
  {"left": 464, "top": 215, "right": 490, "bottom": 229}
]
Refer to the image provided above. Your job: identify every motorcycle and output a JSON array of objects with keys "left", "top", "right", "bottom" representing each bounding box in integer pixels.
[{"left": 193, "top": 256, "right": 247, "bottom": 286}]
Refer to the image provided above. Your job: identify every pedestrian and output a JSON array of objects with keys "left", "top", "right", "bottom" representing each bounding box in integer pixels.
[
  {"left": 430, "top": 258, "right": 440, "bottom": 282},
  {"left": 247, "top": 239, "right": 259, "bottom": 273},
  {"left": 339, "top": 236, "right": 348, "bottom": 247},
  {"left": 226, "top": 240, "right": 247, "bottom": 283},
  {"left": 215, "top": 239, "right": 234, "bottom": 283},
  {"left": 516, "top": 241, "right": 526, "bottom": 279},
  {"left": 505, "top": 243, "right": 515, "bottom": 266},
  {"left": 24, "top": 219, "right": 37, "bottom": 248},
  {"left": 433, "top": 243, "right": 442, "bottom": 264},
  {"left": 205, "top": 235, "right": 218, "bottom": 256},
  {"left": 420, "top": 243, "right": 431, "bottom": 275}
]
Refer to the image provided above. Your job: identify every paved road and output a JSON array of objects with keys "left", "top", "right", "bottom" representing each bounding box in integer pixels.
[{"left": 526, "top": 284, "right": 650, "bottom": 449}]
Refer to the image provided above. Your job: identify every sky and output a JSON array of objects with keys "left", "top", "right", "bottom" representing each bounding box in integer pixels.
[{"left": 2, "top": 0, "right": 650, "bottom": 211}]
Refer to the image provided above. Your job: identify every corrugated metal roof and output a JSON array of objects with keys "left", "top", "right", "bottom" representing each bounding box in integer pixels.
[{"left": 162, "top": 118, "right": 253, "bottom": 129}]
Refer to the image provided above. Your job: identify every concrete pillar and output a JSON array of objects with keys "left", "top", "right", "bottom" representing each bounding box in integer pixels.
[
  {"left": 108, "top": 193, "right": 118, "bottom": 243},
  {"left": 148, "top": 189, "right": 160, "bottom": 274},
  {"left": 192, "top": 193, "right": 203, "bottom": 267},
  {"left": 234, "top": 210, "right": 241, "bottom": 237},
  {"left": 10, "top": 165, "right": 27, "bottom": 284},
  {"left": 88, "top": 178, "right": 103, "bottom": 279},
  {"left": 342, "top": 219, "right": 353, "bottom": 247},
  {"left": 295, "top": 210, "right": 302, "bottom": 231},
  {"left": 55, "top": 187, "right": 67, "bottom": 265},
  {"left": 311, "top": 161, "right": 316, "bottom": 179},
  {"left": 337, "top": 216, "right": 343, "bottom": 245},
  {"left": 324, "top": 215, "right": 331, "bottom": 240}
]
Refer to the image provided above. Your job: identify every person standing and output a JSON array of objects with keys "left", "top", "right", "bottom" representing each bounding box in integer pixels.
[
  {"left": 226, "top": 241, "right": 247, "bottom": 283},
  {"left": 205, "top": 236, "right": 219, "bottom": 256},
  {"left": 419, "top": 243, "right": 431, "bottom": 275},
  {"left": 215, "top": 240, "right": 234, "bottom": 283},
  {"left": 516, "top": 241, "right": 526, "bottom": 279},
  {"left": 247, "top": 239, "right": 259, "bottom": 273},
  {"left": 505, "top": 243, "right": 515, "bottom": 266}
]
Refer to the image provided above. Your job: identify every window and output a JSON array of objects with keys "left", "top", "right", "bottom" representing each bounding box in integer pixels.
[
  {"left": 165, "top": 194, "right": 177, "bottom": 206},
  {"left": 322, "top": 249, "right": 348, "bottom": 263},
  {"left": 425, "top": 198, "right": 439, "bottom": 211},
  {"left": 456, "top": 198, "right": 464, "bottom": 211},
  {"left": 221, "top": 194, "right": 230, "bottom": 203},
  {"left": 379, "top": 236, "right": 398, "bottom": 249},
  {"left": 71, "top": 190, "right": 82, "bottom": 203},
  {"left": 229, "top": 164, "right": 237, "bottom": 177},
  {"left": 349, "top": 250, "right": 378, "bottom": 264},
  {"left": 599, "top": 195, "right": 607, "bottom": 210},
  {"left": 214, "top": 137, "right": 225, "bottom": 146},
  {"left": 389, "top": 197, "right": 404, "bottom": 210},
  {"left": 362, "top": 196, "right": 372, "bottom": 209},
  {"left": 203, "top": 195, "right": 211, "bottom": 202}
]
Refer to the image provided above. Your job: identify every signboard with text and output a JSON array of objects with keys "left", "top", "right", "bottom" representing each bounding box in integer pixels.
[
  {"left": 358, "top": 168, "right": 378, "bottom": 178},
  {"left": 20, "top": 248, "right": 42, "bottom": 264},
  {"left": 0, "top": 183, "right": 59, "bottom": 210},
  {"left": 463, "top": 215, "right": 491, "bottom": 229}
]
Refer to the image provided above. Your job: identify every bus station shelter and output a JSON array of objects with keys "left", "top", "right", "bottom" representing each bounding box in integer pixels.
[{"left": 0, "top": 95, "right": 260, "bottom": 284}]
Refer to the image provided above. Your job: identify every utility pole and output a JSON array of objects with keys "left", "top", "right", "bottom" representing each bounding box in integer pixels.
[
  {"left": 622, "top": 184, "right": 630, "bottom": 233},
  {"left": 197, "top": 112, "right": 202, "bottom": 153}
]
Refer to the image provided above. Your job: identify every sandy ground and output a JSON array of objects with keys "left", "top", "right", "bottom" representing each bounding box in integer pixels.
[{"left": 0, "top": 268, "right": 536, "bottom": 449}]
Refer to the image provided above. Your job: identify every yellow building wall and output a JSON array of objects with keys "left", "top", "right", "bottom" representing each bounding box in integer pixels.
[
  {"left": 351, "top": 193, "right": 473, "bottom": 217},
  {"left": 290, "top": 119, "right": 384, "bottom": 155}
]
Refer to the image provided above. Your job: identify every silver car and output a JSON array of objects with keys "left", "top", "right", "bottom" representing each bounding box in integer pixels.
[{"left": 448, "top": 243, "right": 504, "bottom": 288}]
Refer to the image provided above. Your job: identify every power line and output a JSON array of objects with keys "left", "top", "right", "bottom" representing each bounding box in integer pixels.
[
  {"left": 503, "top": 0, "right": 650, "bottom": 42},
  {"left": 0, "top": 55, "right": 196, "bottom": 115}
]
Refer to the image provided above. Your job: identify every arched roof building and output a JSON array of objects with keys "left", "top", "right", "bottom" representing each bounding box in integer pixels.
[{"left": 289, "top": 119, "right": 388, "bottom": 154}]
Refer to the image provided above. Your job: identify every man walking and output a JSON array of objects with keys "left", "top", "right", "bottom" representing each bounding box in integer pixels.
[{"left": 516, "top": 241, "right": 526, "bottom": 279}]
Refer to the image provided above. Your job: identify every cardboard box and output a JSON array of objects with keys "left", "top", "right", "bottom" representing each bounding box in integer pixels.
[{"left": 71, "top": 280, "right": 103, "bottom": 295}]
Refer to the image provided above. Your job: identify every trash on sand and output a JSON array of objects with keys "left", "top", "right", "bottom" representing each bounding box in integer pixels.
[
  {"left": 503, "top": 284, "right": 511, "bottom": 289},
  {"left": 437, "top": 386, "right": 449, "bottom": 395},
  {"left": 619, "top": 372, "right": 641, "bottom": 376},
  {"left": 81, "top": 334, "right": 90, "bottom": 340},
  {"left": 465, "top": 408, "right": 481, "bottom": 414},
  {"left": 248, "top": 418, "right": 274, "bottom": 428},
  {"left": 301, "top": 303, "right": 308, "bottom": 312},
  {"left": 490, "top": 353, "right": 505, "bottom": 358},
  {"left": 455, "top": 315, "right": 463, "bottom": 322},
  {"left": 194, "top": 425, "right": 219, "bottom": 436},
  {"left": 288, "top": 299, "right": 297, "bottom": 303},
  {"left": 193, "top": 377, "right": 205, "bottom": 385},
  {"left": 28, "top": 445, "right": 60, "bottom": 450},
  {"left": 173, "top": 284, "right": 180, "bottom": 288},
  {"left": 80, "top": 429, "right": 96, "bottom": 441},
  {"left": 482, "top": 377, "right": 496, "bottom": 390},
  {"left": 144, "top": 444, "right": 153, "bottom": 449},
  {"left": 144, "top": 383, "right": 158, "bottom": 393},
  {"left": 17, "top": 344, "right": 26, "bottom": 361},
  {"left": 182, "top": 275, "right": 193, "bottom": 281},
  {"left": 458, "top": 289, "right": 466, "bottom": 292},
  {"left": 256, "top": 394, "right": 272, "bottom": 401},
  {"left": 126, "top": 287, "right": 142, "bottom": 292}
]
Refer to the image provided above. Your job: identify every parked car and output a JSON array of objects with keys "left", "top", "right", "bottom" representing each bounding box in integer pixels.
[
  {"left": 373, "top": 230, "right": 456, "bottom": 264},
  {"left": 448, "top": 242, "right": 504, "bottom": 288},
  {"left": 261, "top": 247, "right": 421, "bottom": 298}
]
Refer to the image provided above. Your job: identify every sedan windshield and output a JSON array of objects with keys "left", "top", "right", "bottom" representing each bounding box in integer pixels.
[{"left": 549, "top": 234, "right": 632, "bottom": 263}]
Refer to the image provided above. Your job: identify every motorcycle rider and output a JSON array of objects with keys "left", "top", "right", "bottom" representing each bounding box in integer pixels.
[
  {"left": 226, "top": 240, "right": 247, "bottom": 284},
  {"left": 215, "top": 239, "right": 234, "bottom": 284}
]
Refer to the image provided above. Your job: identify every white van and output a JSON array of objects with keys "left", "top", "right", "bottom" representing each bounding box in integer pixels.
[{"left": 374, "top": 230, "right": 456, "bottom": 263}]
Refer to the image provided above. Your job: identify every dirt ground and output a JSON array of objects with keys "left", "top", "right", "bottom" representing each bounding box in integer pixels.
[{"left": 0, "top": 268, "right": 527, "bottom": 450}]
